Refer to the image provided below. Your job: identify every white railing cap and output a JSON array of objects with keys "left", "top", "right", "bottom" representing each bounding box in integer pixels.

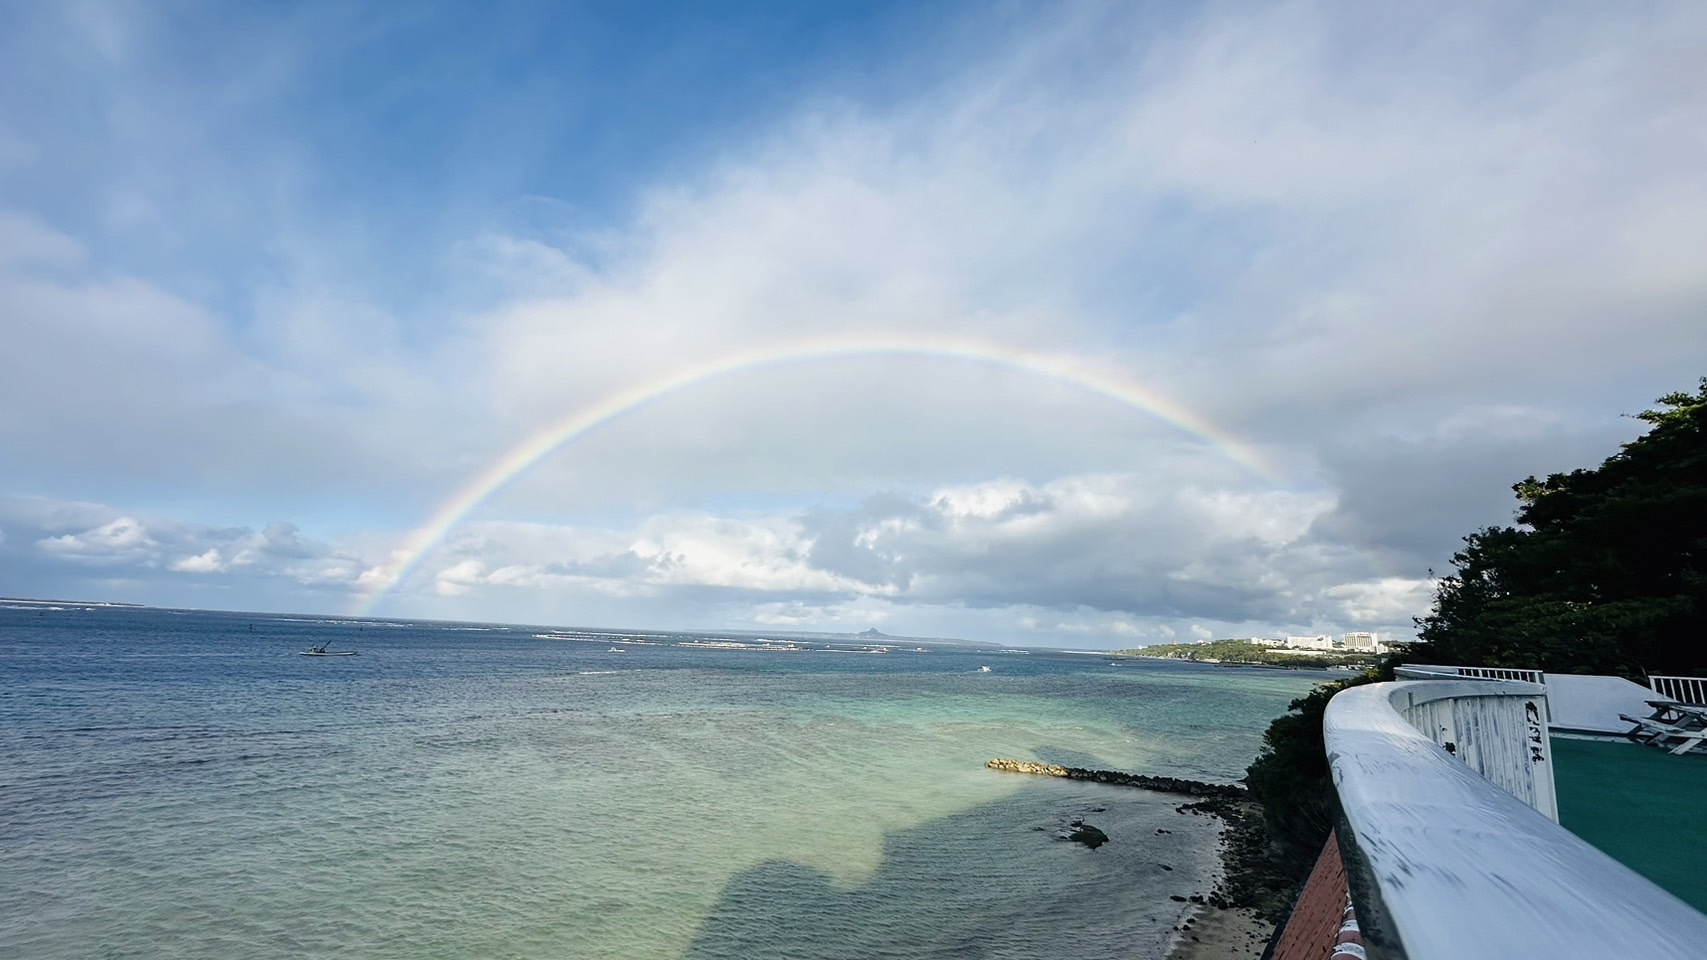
[
  {"left": 1393, "top": 665, "right": 1482, "bottom": 681},
  {"left": 1325, "top": 680, "right": 1707, "bottom": 959}
]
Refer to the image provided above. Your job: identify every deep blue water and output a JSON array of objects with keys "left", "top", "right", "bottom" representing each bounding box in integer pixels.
[{"left": 0, "top": 604, "right": 1320, "bottom": 959}]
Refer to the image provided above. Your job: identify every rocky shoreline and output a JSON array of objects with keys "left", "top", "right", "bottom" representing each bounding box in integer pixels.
[
  {"left": 986, "top": 758, "right": 1299, "bottom": 921},
  {"left": 1173, "top": 795, "right": 1297, "bottom": 921}
]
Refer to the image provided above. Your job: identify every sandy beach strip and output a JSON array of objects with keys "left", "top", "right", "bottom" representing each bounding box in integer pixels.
[
  {"left": 1161, "top": 802, "right": 1280, "bottom": 960},
  {"left": 1165, "top": 904, "right": 1274, "bottom": 960}
]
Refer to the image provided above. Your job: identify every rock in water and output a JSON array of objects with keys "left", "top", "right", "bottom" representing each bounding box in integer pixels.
[{"left": 1066, "top": 824, "right": 1109, "bottom": 849}]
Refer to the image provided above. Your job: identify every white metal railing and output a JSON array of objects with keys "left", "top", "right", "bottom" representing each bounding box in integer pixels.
[
  {"left": 1394, "top": 665, "right": 1552, "bottom": 722},
  {"left": 1649, "top": 675, "right": 1707, "bottom": 706},
  {"left": 1325, "top": 680, "right": 1707, "bottom": 959},
  {"left": 1396, "top": 663, "right": 1544, "bottom": 684},
  {"left": 1400, "top": 680, "right": 1556, "bottom": 819}
]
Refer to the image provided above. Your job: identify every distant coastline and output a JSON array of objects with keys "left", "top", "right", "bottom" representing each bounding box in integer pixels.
[
  {"left": 1, "top": 596, "right": 147, "bottom": 608},
  {"left": 1112, "top": 640, "right": 1378, "bottom": 671},
  {"left": 0, "top": 599, "right": 1004, "bottom": 650}
]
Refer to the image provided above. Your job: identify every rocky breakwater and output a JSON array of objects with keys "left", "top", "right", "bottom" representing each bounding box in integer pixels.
[
  {"left": 987, "top": 758, "right": 1293, "bottom": 918},
  {"left": 984, "top": 758, "right": 1245, "bottom": 799}
]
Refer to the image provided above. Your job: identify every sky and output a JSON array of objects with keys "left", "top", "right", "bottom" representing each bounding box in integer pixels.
[{"left": 2, "top": 1, "right": 1704, "bottom": 648}]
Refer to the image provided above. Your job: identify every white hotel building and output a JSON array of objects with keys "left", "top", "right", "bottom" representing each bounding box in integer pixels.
[{"left": 1263, "top": 632, "right": 1387, "bottom": 654}]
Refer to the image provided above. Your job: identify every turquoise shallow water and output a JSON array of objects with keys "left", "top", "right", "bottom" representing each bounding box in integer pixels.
[{"left": 0, "top": 606, "right": 1320, "bottom": 959}]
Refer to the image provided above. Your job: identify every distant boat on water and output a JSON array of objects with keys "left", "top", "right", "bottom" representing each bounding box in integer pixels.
[{"left": 301, "top": 642, "right": 357, "bottom": 657}]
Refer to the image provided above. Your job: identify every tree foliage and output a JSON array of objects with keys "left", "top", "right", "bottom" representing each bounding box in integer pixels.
[
  {"left": 1243, "top": 679, "right": 1352, "bottom": 871},
  {"left": 1409, "top": 379, "right": 1707, "bottom": 679},
  {"left": 1242, "top": 662, "right": 1391, "bottom": 878}
]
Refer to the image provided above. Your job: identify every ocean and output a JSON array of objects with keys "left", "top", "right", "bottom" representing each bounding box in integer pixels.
[{"left": 0, "top": 605, "right": 1320, "bottom": 959}]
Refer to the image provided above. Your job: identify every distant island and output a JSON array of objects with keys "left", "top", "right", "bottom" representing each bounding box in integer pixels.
[{"left": 760, "top": 626, "right": 1000, "bottom": 649}]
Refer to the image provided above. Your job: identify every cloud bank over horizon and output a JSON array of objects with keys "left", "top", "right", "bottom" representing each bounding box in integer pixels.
[{"left": 3, "top": 1, "right": 1703, "bottom": 645}]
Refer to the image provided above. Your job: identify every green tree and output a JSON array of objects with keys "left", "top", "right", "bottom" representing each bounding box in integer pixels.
[
  {"left": 1244, "top": 679, "right": 1352, "bottom": 871},
  {"left": 1410, "top": 378, "right": 1707, "bottom": 678},
  {"left": 1242, "top": 660, "right": 1391, "bottom": 884}
]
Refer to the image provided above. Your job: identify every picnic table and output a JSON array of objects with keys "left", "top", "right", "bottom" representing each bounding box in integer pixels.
[{"left": 1621, "top": 700, "right": 1707, "bottom": 756}]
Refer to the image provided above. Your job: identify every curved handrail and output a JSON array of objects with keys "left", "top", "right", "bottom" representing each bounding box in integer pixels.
[{"left": 1325, "top": 680, "right": 1707, "bottom": 959}]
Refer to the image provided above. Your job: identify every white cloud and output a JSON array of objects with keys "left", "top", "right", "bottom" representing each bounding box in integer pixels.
[
  {"left": 170, "top": 548, "right": 225, "bottom": 574},
  {"left": 414, "top": 1, "right": 1705, "bottom": 529},
  {"left": 38, "top": 517, "right": 160, "bottom": 566},
  {"left": 366, "top": 472, "right": 1420, "bottom": 642},
  {"left": 4, "top": 496, "right": 371, "bottom": 598},
  {"left": 3, "top": 3, "right": 1703, "bottom": 645},
  {"left": 0, "top": 214, "right": 85, "bottom": 267},
  {"left": 412, "top": 512, "right": 878, "bottom": 602},
  {"left": 434, "top": 559, "right": 483, "bottom": 596},
  {"left": 1321, "top": 578, "right": 1436, "bottom": 626}
]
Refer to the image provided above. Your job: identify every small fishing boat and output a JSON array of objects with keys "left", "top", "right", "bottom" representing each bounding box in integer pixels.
[{"left": 301, "top": 642, "right": 357, "bottom": 657}]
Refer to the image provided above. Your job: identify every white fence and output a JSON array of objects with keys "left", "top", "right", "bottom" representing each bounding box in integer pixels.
[
  {"left": 1649, "top": 675, "right": 1707, "bottom": 706},
  {"left": 1325, "top": 679, "right": 1707, "bottom": 959},
  {"left": 1396, "top": 663, "right": 1544, "bottom": 684},
  {"left": 1395, "top": 664, "right": 1550, "bottom": 721},
  {"left": 1402, "top": 666, "right": 1707, "bottom": 708}
]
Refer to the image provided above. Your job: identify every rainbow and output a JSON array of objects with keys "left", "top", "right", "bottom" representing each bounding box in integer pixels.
[{"left": 349, "top": 334, "right": 1280, "bottom": 615}]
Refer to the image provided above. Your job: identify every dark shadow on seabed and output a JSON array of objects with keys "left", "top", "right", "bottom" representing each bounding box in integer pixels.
[{"left": 681, "top": 762, "right": 1224, "bottom": 960}]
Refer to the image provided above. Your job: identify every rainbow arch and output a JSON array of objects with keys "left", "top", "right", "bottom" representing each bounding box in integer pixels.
[{"left": 349, "top": 333, "right": 1279, "bottom": 615}]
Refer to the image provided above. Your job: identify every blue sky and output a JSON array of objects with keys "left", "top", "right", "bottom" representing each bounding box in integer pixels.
[
  {"left": 3, "top": 2, "right": 950, "bottom": 330},
  {"left": 3, "top": 1, "right": 1705, "bottom": 646}
]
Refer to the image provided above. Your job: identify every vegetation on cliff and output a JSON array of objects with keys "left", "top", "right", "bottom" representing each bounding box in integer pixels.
[
  {"left": 1116, "top": 639, "right": 1376, "bottom": 669},
  {"left": 1241, "top": 669, "right": 1384, "bottom": 885},
  {"left": 1409, "top": 378, "right": 1707, "bottom": 679}
]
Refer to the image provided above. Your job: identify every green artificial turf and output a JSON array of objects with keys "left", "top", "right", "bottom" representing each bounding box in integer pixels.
[{"left": 1553, "top": 736, "right": 1707, "bottom": 913}]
